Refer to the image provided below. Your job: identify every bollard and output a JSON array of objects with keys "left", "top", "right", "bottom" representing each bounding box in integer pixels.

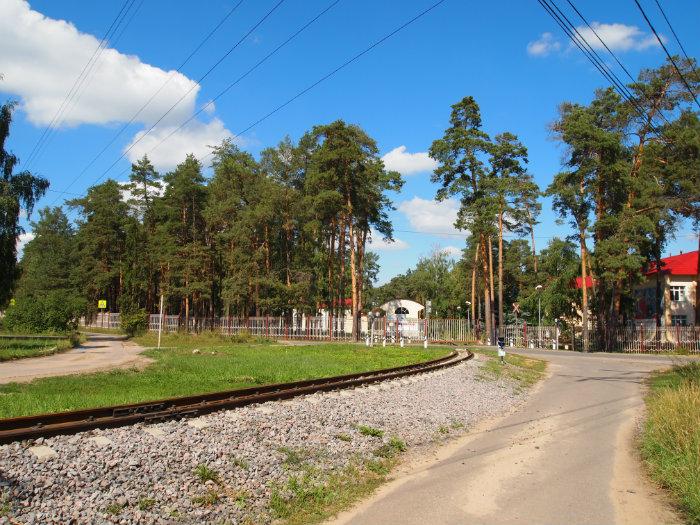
[
  {"left": 382, "top": 338, "right": 386, "bottom": 347},
  {"left": 365, "top": 336, "right": 370, "bottom": 347},
  {"left": 423, "top": 338, "right": 428, "bottom": 349},
  {"left": 400, "top": 337, "right": 404, "bottom": 348}
]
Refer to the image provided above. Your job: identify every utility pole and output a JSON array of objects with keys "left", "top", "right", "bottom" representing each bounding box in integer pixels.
[{"left": 157, "top": 294, "right": 164, "bottom": 349}]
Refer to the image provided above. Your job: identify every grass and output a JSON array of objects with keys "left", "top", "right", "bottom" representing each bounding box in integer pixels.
[
  {"left": 641, "top": 362, "right": 700, "bottom": 524},
  {"left": 475, "top": 349, "right": 547, "bottom": 389},
  {"left": 269, "top": 456, "right": 400, "bottom": 525},
  {"left": 194, "top": 464, "right": 220, "bottom": 484},
  {"left": 0, "top": 337, "right": 73, "bottom": 362},
  {"left": 0, "top": 339, "right": 449, "bottom": 418},
  {"left": 356, "top": 425, "right": 384, "bottom": 438}
]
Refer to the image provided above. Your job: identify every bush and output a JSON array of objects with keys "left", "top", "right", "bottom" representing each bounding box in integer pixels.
[
  {"left": 4, "top": 293, "right": 85, "bottom": 333},
  {"left": 120, "top": 309, "right": 149, "bottom": 337}
]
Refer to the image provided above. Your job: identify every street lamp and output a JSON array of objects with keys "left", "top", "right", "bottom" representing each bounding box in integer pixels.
[
  {"left": 465, "top": 301, "right": 472, "bottom": 330},
  {"left": 535, "top": 285, "right": 543, "bottom": 327}
]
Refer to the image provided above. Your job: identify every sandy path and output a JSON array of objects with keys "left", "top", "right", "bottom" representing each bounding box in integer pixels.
[{"left": 0, "top": 334, "right": 150, "bottom": 384}]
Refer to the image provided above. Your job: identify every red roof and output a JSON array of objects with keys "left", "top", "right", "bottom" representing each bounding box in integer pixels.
[
  {"left": 572, "top": 276, "right": 597, "bottom": 289},
  {"left": 645, "top": 251, "right": 698, "bottom": 276}
]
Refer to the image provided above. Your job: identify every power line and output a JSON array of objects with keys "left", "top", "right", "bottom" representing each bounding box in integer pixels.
[
  {"left": 537, "top": 0, "right": 665, "bottom": 131},
  {"left": 653, "top": 0, "right": 691, "bottom": 62},
  {"left": 48, "top": 0, "right": 247, "bottom": 205},
  {"left": 563, "top": 0, "right": 671, "bottom": 128},
  {"left": 140, "top": 0, "right": 344, "bottom": 168},
  {"left": 65, "top": 0, "right": 446, "bottom": 218},
  {"left": 23, "top": 0, "right": 138, "bottom": 170},
  {"left": 633, "top": 0, "right": 700, "bottom": 111},
  {"left": 78, "top": 0, "right": 286, "bottom": 193}
]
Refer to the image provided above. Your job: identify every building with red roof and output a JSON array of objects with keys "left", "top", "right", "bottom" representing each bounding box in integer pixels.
[{"left": 635, "top": 250, "right": 698, "bottom": 326}]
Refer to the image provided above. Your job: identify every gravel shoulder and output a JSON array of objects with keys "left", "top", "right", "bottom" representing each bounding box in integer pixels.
[{"left": 0, "top": 352, "right": 526, "bottom": 524}]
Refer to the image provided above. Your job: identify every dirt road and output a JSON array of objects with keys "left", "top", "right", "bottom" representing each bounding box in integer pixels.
[
  {"left": 331, "top": 350, "right": 689, "bottom": 525},
  {"left": 0, "top": 334, "right": 149, "bottom": 384}
]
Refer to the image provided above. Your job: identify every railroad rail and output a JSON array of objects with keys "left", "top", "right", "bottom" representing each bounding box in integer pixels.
[{"left": 0, "top": 350, "right": 473, "bottom": 444}]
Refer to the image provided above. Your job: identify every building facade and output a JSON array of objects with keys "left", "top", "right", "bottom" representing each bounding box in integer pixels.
[{"left": 634, "top": 251, "right": 698, "bottom": 326}]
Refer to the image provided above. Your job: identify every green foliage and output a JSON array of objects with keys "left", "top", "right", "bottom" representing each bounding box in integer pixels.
[
  {"left": 194, "top": 464, "right": 220, "bottom": 484},
  {"left": 0, "top": 102, "right": 49, "bottom": 307},
  {"left": 642, "top": 363, "right": 700, "bottom": 524},
  {"left": 356, "top": 425, "right": 384, "bottom": 438},
  {"left": 120, "top": 308, "right": 149, "bottom": 337},
  {"left": 3, "top": 292, "right": 85, "bottom": 333}
]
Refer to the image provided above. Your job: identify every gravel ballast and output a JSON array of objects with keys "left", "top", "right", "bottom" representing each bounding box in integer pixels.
[{"left": 0, "top": 354, "right": 525, "bottom": 524}]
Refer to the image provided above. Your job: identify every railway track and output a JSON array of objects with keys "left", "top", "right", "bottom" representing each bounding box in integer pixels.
[{"left": 0, "top": 349, "right": 473, "bottom": 444}]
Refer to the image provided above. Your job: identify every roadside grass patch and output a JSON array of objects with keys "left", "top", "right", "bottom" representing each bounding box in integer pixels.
[
  {"left": 104, "top": 503, "right": 124, "bottom": 515},
  {"left": 0, "top": 343, "right": 449, "bottom": 418},
  {"left": 0, "top": 338, "right": 72, "bottom": 362},
  {"left": 476, "top": 349, "right": 546, "bottom": 389},
  {"left": 335, "top": 433, "right": 352, "bottom": 442},
  {"left": 356, "top": 425, "right": 384, "bottom": 438},
  {"left": 137, "top": 497, "right": 156, "bottom": 511},
  {"left": 194, "top": 464, "right": 220, "bottom": 484},
  {"left": 192, "top": 490, "right": 219, "bottom": 507},
  {"left": 270, "top": 457, "right": 397, "bottom": 525},
  {"left": 642, "top": 362, "right": 700, "bottom": 524}
]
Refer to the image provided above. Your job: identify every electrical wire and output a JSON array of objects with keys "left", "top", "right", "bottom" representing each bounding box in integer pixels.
[
  {"left": 48, "top": 0, "right": 247, "bottom": 205},
  {"left": 633, "top": 0, "right": 700, "bottom": 111},
  {"left": 652, "top": 0, "right": 691, "bottom": 62},
  {"left": 23, "top": 0, "right": 137, "bottom": 170}
]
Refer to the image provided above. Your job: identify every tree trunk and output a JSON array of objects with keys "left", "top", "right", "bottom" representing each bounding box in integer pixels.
[
  {"left": 580, "top": 228, "right": 589, "bottom": 353},
  {"left": 528, "top": 211, "right": 538, "bottom": 274},
  {"left": 696, "top": 227, "right": 700, "bottom": 326},
  {"left": 488, "top": 235, "right": 496, "bottom": 335},
  {"left": 497, "top": 211, "right": 504, "bottom": 332},
  {"left": 480, "top": 234, "right": 492, "bottom": 344},
  {"left": 348, "top": 218, "right": 359, "bottom": 341},
  {"left": 471, "top": 248, "right": 479, "bottom": 329}
]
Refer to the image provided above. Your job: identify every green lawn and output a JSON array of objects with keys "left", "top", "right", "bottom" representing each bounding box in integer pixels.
[
  {"left": 0, "top": 339, "right": 450, "bottom": 418},
  {"left": 0, "top": 338, "right": 70, "bottom": 362},
  {"left": 474, "top": 349, "right": 547, "bottom": 389},
  {"left": 642, "top": 362, "right": 700, "bottom": 524}
]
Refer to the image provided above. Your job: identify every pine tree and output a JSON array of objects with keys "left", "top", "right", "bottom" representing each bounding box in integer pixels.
[{"left": 0, "top": 102, "right": 49, "bottom": 306}]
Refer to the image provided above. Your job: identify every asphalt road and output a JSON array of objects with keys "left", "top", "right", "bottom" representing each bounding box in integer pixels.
[
  {"left": 0, "top": 333, "right": 148, "bottom": 384},
  {"left": 332, "top": 350, "right": 689, "bottom": 525}
]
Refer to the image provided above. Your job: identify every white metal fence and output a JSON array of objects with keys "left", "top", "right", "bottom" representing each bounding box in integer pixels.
[{"left": 79, "top": 313, "right": 699, "bottom": 353}]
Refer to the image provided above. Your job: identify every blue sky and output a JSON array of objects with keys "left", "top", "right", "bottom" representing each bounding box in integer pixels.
[{"left": 1, "top": 0, "right": 698, "bottom": 284}]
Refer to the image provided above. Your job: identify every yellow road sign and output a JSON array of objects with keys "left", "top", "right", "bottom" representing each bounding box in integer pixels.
[
  {"left": 9, "top": 298, "right": 15, "bottom": 306},
  {"left": 98, "top": 300, "right": 107, "bottom": 309}
]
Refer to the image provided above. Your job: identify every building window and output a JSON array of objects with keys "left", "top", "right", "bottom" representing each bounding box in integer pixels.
[
  {"left": 670, "top": 286, "right": 685, "bottom": 302},
  {"left": 671, "top": 315, "right": 687, "bottom": 326}
]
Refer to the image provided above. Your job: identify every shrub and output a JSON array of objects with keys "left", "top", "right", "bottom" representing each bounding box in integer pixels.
[
  {"left": 120, "top": 309, "right": 149, "bottom": 337},
  {"left": 4, "top": 293, "right": 85, "bottom": 333}
]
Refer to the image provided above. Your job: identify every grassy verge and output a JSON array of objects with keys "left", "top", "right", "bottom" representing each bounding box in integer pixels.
[
  {"left": 0, "top": 342, "right": 450, "bottom": 418},
  {"left": 0, "top": 337, "right": 77, "bottom": 362},
  {"left": 80, "top": 326, "right": 125, "bottom": 335},
  {"left": 474, "top": 349, "right": 547, "bottom": 389},
  {"left": 641, "top": 362, "right": 700, "bottom": 524},
  {"left": 269, "top": 438, "right": 406, "bottom": 525}
]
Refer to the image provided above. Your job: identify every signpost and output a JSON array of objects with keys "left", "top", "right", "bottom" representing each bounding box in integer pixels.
[
  {"left": 98, "top": 300, "right": 107, "bottom": 327},
  {"left": 425, "top": 300, "right": 432, "bottom": 348}
]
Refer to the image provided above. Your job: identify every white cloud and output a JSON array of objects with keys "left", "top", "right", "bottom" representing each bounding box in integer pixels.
[
  {"left": 125, "top": 118, "right": 233, "bottom": 170},
  {"left": 527, "top": 32, "right": 561, "bottom": 57},
  {"left": 381, "top": 146, "right": 438, "bottom": 176},
  {"left": 442, "top": 245, "right": 462, "bottom": 258},
  {"left": 574, "top": 22, "right": 660, "bottom": 52},
  {"left": 367, "top": 230, "right": 409, "bottom": 251},
  {"left": 397, "top": 197, "right": 462, "bottom": 236},
  {"left": 16, "top": 232, "right": 34, "bottom": 258},
  {"left": 202, "top": 101, "right": 216, "bottom": 115},
  {"left": 0, "top": 0, "right": 199, "bottom": 127},
  {"left": 528, "top": 24, "right": 661, "bottom": 58}
]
